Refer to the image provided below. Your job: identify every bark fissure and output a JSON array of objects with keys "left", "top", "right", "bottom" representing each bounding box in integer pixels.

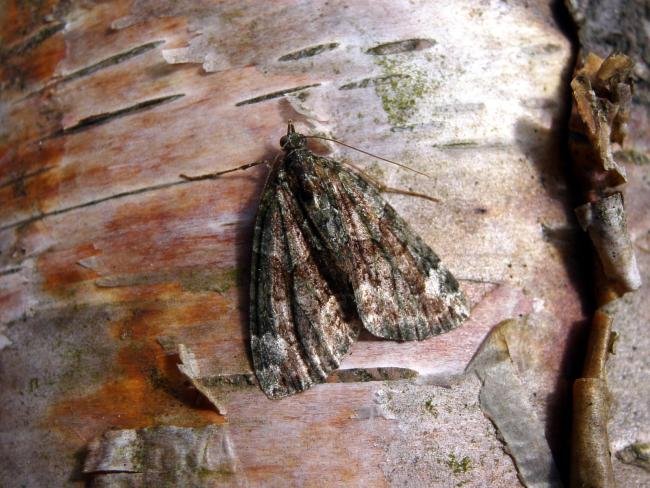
[
  {"left": 235, "top": 84, "right": 321, "bottom": 106},
  {"left": 0, "top": 166, "right": 55, "bottom": 190},
  {"left": 0, "top": 267, "right": 22, "bottom": 277},
  {"left": 0, "top": 22, "right": 65, "bottom": 59},
  {"left": 59, "top": 41, "right": 165, "bottom": 83},
  {"left": 365, "top": 38, "right": 435, "bottom": 55},
  {"left": 0, "top": 180, "right": 186, "bottom": 231},
  {"left": 48, "top": 94, "right": 185, "bottom": 138},
  {"left": 278, "top": 42, "right": 339, "bottom": 61}
]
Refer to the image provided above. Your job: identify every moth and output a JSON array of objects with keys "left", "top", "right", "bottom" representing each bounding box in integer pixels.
[
  {"left": 183, "top": 122, "right": 469, "bottom": 398},
  {"left": 249, "top": 122, "right": 469, "bottom": 398}
]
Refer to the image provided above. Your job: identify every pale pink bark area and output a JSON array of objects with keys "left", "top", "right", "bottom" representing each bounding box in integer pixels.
[{"left": 0, "top": 0, "right": 615, "bottom": 486}]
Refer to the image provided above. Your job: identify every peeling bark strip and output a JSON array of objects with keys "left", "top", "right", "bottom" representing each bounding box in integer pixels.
[
  {"left": 278, "top": 42, "right": 339, "bottom": 61},
  {"left": 365, "top": 38, "right": 435, "bottom": 55},
  {"left": 467, "top": 318, "right": 562, "bottom": 488},
  {"left": 568, "top": 52, "right": 639, "bottom": 488},
  {"left": 575, "top": 193, "right": 641, "bottom": 292},
  {"left": 234, "top": 84, "right": 321, "bottom": 106},
  {"left": 248, "top": 123, "right": 469, "bottom": 398},
  {"left": 84, "top": 426, "right": 246, "bottom": 486},
  {"left": 571, "top": 379, "right": 615, "bottom": 487}
]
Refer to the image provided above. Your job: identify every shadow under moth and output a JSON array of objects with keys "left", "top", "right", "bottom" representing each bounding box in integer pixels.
[{"left": 249, "top": 122, "right": 469, "bottom": 398}]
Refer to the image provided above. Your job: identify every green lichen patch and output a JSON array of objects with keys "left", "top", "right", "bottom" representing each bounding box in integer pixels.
[
  {"left": 446, "top": 453, "right": 472, "bottom": 474},
  {"left": 424, "top": 398, "right": 438, "bottom": 417},
  {"left": 374, "top": 57, "right": 429, "bottom": 127}
]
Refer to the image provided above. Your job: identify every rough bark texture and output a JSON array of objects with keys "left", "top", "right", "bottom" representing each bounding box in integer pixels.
[{"left": 0, "top": 0, "right": 647, "bottom": 487}]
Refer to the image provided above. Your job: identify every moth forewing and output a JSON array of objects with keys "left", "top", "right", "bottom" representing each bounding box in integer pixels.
[{"left": 250, "top": 149, "right": 360, "bottom": 399}]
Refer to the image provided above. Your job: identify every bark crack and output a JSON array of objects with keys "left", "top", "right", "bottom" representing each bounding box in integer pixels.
[
  {"left": 0, "top": 166, "right": 55, "bottom": 190},
  {"left": 365, "top": 38, "right": 435, "bottom": 55},
  {"left": 235, "top": 84, "right": 321, "bottom": 106},
  {"left": 59, "top": 41, "right": 165, "bottom": 83},
  {"left": 0, "top": 180, "right": 185, "bottom": 231},
  {"left": 278, "top": 42, "right": 339, "bottom": 61},
  {"left": 0, "top": 22, "right": 65, "bottom": 59},
  {"left": 47, "top": 94, "right": 185, "bottom": 138}
]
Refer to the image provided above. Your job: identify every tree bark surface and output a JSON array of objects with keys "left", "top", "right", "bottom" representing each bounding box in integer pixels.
[{"left": 0, "top": 1, "right": 647, "bottom": 487}]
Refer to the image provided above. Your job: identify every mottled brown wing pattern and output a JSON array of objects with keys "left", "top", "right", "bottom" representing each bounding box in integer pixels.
[
  {"left": 313, "top": 156, "right": 469, "bottom": 341},
  {"left": 250, "top": 171, "right": 360, "bottom": 399},
  {"left": 249, "top": 124, "right": 469, "bottom": 399}
]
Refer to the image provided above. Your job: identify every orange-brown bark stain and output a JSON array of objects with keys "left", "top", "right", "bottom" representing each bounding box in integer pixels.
[
  {"left": 0, "top": 3, "right": 66, "bottom": 91},
  {"left": 38, "top": 242, "right": 101, "bottom": 296},
  {"left": 99, "top": 180, "right": 258, "bottom": 269},
  {"left": 39, "top": 152, "right": 257, "bottom": 442},
  {"left": 0, "top": 0, "right": 61, "bottom": 46},
  {"left": 39, "top": 233, "right": 234, "bottom": 441},
  {"left": 47, "top": 295, "right": 225, "bottom": 442},
  {"left": 298, "top": 405, "right": 371, "bottom": 484},
  {"left": 0, "top": 138, "right": 63, "bottom": 187}
]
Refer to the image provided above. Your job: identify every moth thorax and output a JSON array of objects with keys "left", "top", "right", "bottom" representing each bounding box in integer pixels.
[{"left": 280, "top": 133, "right": 307, "bottom": 151}]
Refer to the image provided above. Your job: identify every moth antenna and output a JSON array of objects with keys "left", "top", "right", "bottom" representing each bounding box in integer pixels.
[
  {"left": 343, "top": 160, "right": 440, "bottom": 203},
  {"left": 305, "top": 135, "right": 432, "bottom": 179},
  {"left": 180, "top": 160, "right": 268, "bottom": 182}
]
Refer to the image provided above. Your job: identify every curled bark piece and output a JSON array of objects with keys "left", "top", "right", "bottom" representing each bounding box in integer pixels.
[
  {"left": 581, "top": 309, "right": 614, "bottom": 380},
  {"left": 569, "top": 53, "right": 634, "bottom": 188},
  {"left": 176, "top": 344, "right": 256, "bottom": 416},
  {"left": 84, "top": 425, "right": 246, "bottom": 487},
  {"left": 591, "top": 54, "right": 634, "bottom": 145},
  {"left": 571, "top": 378, "right": 616, "bottom": 488},
  {"left": 568, "top": 51, "right": 641, "bottom": 488},
  {"left": 575, "top": 192, "right": 641, "bottom": 294},
  {"left": 85, "top": 429, "right": 142, "bottom": 473},
  {"left": 570, "top": 310, "right": 616, "bottom": 488},
  {"left": 177, "top": 344, "right": 229, "bottom": 415},
  {"left": 468, "top": 318, "right": 562, "bottom": 488}
]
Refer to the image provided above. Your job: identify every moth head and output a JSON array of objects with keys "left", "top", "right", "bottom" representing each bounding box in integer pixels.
[{"left": 280, "top": 121, "right": 306, "bottom": 151}]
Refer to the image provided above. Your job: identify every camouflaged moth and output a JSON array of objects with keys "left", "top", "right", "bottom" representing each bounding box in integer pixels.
[{"left": 249, "top": 122, "right": 469, "bottom": 398}]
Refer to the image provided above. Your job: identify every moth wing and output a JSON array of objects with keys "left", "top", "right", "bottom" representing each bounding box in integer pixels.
[
  {"left": 250, "top": 176, "right": 360, "bottom": 399},
  {"left": 323, "top": 158, "right": 469, "bottom": 341}
]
